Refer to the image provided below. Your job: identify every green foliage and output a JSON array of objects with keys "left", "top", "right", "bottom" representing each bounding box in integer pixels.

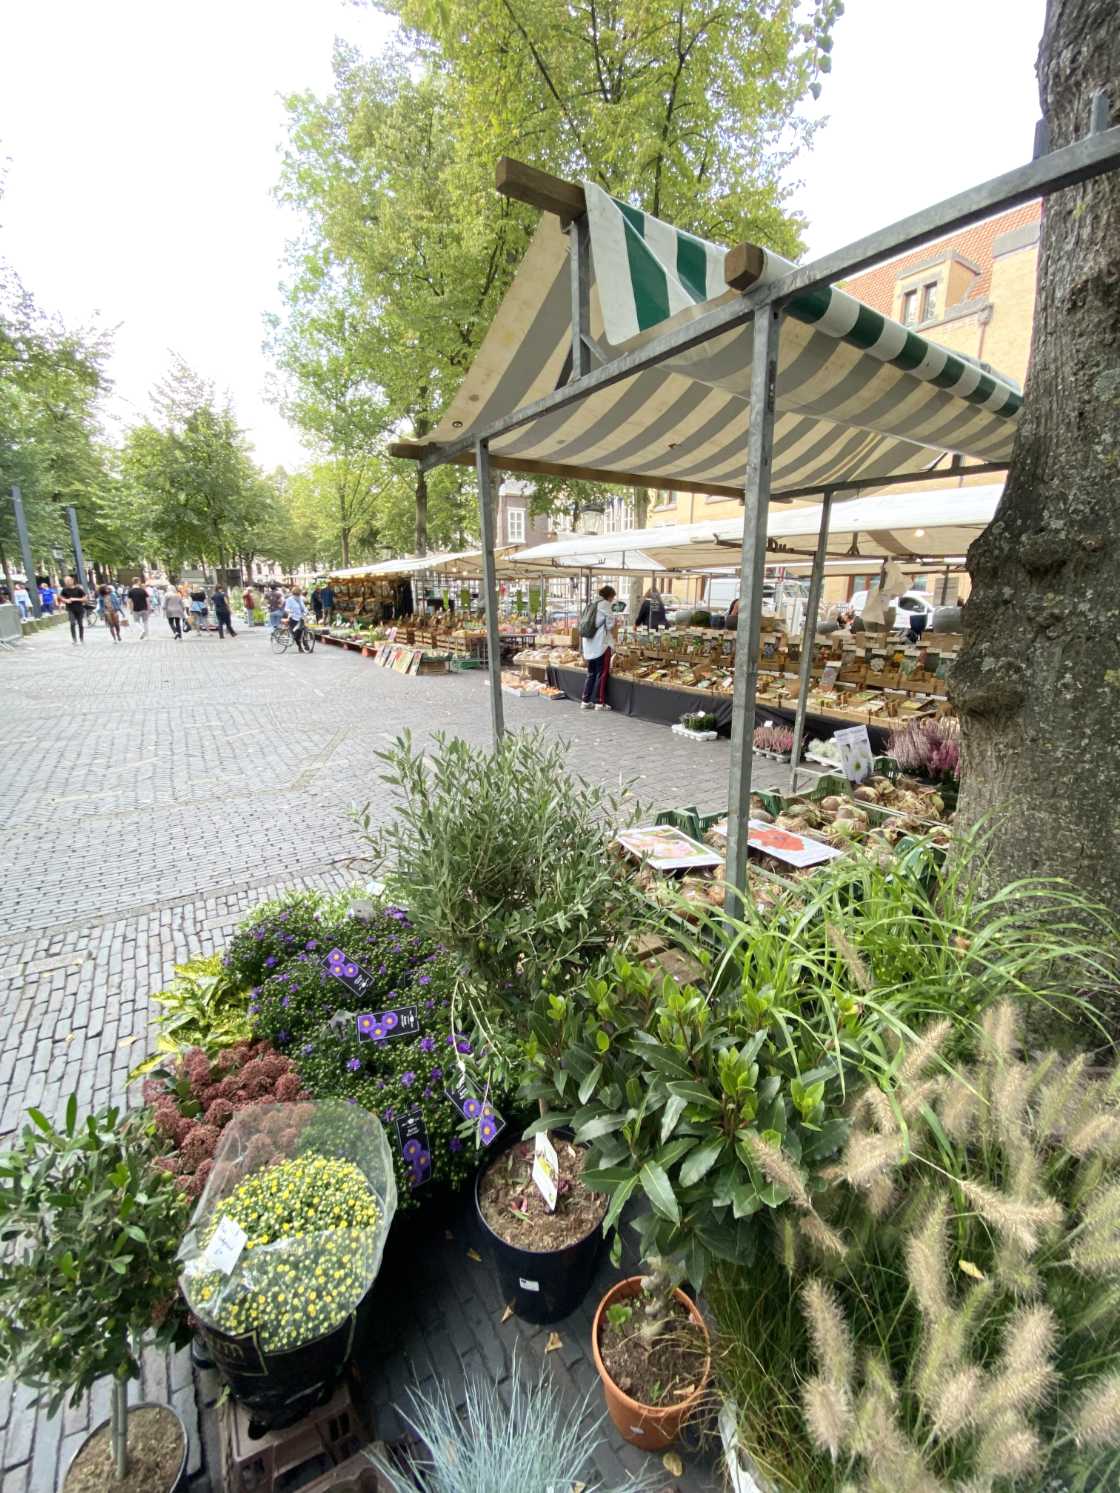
[
  {"left": 383, "top": 0, "right": 840, "bottom": 246},
  {"left": 0, "top": 1102, "right": 190, "bottom": 1415},
  {"left": 222, "top": 890, "right": 344, "bottom": 988},
  {"left": 715, "top": 1002, "right": 1120, "bottom": 1491},
  {"left": 360, "top": 729, "right": 643, "bottom": 1023},
  {"left": 526, "top": 948, "right": 850, "bottom": 1291},
  {"left": 370, "top": 1358, "right": 657, "bottom": 1493},
  {"left": 130, "top": 954, "right": 253, "bottom": 1079}
]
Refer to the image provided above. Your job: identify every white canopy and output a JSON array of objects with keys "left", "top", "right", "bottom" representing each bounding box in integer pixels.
[
  {"left": 509, "top": 484, "right": 1001, "bottom": 573},
  {"left": 406, "top": 188, "right": 1020, "bottom": 499}
]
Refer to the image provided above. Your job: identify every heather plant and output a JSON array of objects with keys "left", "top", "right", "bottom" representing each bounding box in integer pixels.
[
  {"left": 715, "top": 1004, "right": 1120, "bottom": 1491},
  {"left": 887, "top": 714, "right": 961, "bottom": 783}
]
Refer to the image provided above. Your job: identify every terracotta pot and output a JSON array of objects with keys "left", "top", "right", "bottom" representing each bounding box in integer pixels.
[{"left": 590, "top": 1276, "right": 711, "bottom": 1450}]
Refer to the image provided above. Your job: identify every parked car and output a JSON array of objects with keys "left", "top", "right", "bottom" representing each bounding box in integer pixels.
[{"left": 848, "top": 588, "right": 936, "bottom": 630}]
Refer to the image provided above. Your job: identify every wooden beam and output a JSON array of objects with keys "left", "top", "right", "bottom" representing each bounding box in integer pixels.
[
  {"left": 724, "top": 242, "right": 766, "bottom": 291},
  {"left": 495, "top": 157, "right": 587, "bottom": 222},
  {"left": 386, "top": 441, "right": 791, "bottom": 503}
]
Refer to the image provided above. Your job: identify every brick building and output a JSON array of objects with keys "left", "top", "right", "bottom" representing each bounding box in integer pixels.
[{"left": 646, "top": 202, "right": 1041, "bottom": 607}]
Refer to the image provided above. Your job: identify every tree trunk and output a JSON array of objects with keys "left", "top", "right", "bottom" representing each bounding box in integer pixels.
[
  {"left": 628, "top": 488, "right": 651, "bottom": 617},
  {"left": 340, "top": 527, "right": 351, "bottom": 567},
  {"left": 951, "top": 0, "right": 1120, "bottom": 921},
  {"left": 415, "top": 468, "right": 429, "bottom": 556}
]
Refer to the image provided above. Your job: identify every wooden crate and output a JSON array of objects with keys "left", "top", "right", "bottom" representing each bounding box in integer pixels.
[{"left": 220, "top": 1382, "right": 366, "bottom": 1493}]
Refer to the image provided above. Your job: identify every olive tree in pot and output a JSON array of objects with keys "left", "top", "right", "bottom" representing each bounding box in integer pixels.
[{"left": 0, "top": 1099, "right": 191, "bottom": 1493}]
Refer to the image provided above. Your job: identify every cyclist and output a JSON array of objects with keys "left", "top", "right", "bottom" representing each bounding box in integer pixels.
[{"left": 284, "top": 585, "right": 311, "bottom": 653}]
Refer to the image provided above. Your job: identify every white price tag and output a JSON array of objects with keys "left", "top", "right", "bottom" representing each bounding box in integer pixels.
[
  {"left": 532, "top": 1131, "right": 559, "bottom": 1212},
  {"left": 518, "top": 1277, "right": 541, "bottom": 1292},
  {"left": 201, "top": 1216, "right": 247, "bottom": 1276},
  {"left": 833, "top": 725, "right": 874, "bottom": 785}
]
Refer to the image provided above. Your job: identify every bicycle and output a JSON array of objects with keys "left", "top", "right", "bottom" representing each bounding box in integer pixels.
[{"left": 270, "top": 620, "right": 316, "bottom": 655}]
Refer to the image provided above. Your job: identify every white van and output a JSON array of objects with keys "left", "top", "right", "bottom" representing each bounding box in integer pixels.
[{"left": 849, "top": 589, "right": 936, "bottom": 629}]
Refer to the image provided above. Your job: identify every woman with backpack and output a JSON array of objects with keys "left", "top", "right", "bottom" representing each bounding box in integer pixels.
[{"left": 579, "top": 585, "right": 617, "bottom": 711}]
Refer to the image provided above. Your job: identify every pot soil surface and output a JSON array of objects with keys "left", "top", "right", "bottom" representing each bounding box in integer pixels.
[
  {"left": 66, "top": 1405, "right": 183, "bottom": 1493},
  {"left": 478, "top": 1137, "right": 605, "bottom": 1250},
  {"left": 599, "top": 1295, "right": 708, "bottom": 1409}
]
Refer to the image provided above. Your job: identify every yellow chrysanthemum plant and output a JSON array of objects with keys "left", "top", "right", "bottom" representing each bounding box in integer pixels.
[{"left": 178, "top": 1100, "right": 397, "bottom": 1427}]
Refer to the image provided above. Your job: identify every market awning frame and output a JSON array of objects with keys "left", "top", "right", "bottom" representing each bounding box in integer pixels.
[{"left": 397, "top": 114, "right": 1120, "bottom": 900}]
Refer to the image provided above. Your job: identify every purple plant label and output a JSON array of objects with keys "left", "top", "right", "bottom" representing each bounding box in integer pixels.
[
  {"left": 445, "top": 1080, "right": 506, "bottom": 1147},
  {"left": 324, "top": 948, "right": 376, "bottom": 999},
  {"left": 396, "top": 1108, "right": 432, "bottom": 1189},
  {"left": 354, "top": 1004, "right": 420, "bottom": 1042}
]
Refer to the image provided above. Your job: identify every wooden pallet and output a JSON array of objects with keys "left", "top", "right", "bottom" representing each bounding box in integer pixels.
[{"left": 220, "top": 1382, "right": 367, "bottom": 1493}]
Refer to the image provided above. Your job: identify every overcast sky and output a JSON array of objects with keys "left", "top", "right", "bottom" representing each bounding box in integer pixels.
[{"left": 0, "top": 0, "right": 1045, "bottom": 473}]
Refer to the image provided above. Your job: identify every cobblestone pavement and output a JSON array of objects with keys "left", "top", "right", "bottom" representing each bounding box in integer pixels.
[{"left": 0, "top": 621, "right": 796, "bottom": 1492}]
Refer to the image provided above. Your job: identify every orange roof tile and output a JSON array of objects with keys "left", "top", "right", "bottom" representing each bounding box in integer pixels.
[{"left": 841, "top": 202, "right": 1041, "bottom": 313}]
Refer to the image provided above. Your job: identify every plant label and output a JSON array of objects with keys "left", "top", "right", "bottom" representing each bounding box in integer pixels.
[
  {"left": 323, "top": 948, "right": 376, "bottom": 999},
  {"left": 532, "top": 1131, "right": 559, "bottom": 1212},
  {"left": 746, "top": 819, "right": 844, "bottom": 868},
  {"left": 834, "top": 725, "right": 874, "bottom": 784},
  {"left": 518, "top": 1277, "right": 541, "bottom": 1292},
  {"left": 355, "top": 1004, "right": 420, "bottom": 1042},
  {"left": 396, "top": 1109, "right": 432, "bottom": 1190},
  {"left": 201, "top": 1215, "right": 247, "bottom": 1276},
  {"left": 445, "top": 1081, "right": 506, "bottom": 1146}
]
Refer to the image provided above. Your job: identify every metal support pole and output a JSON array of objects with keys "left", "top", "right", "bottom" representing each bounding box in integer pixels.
[
  {"left": 569, "top": 215, "right": 592, "bottom": 381},
  {"left": 474, "top": 440, "right": 505, "bottom": 744},
  {"left": 10, "top": 487, "right": 42, "bottom": 616},
  {"left": 788, "top": 491, "right": 834, "bottom": 794},
  {"left": 725, "top": 306, "right": 781, "bottom": 903},
  {"left": 65, "top": 506, "right": 88, "bottom": 591}
]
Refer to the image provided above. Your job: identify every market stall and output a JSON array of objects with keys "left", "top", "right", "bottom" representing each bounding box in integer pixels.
[{"left": 387, "top": 131, "right": 1120, "bottom": 895}]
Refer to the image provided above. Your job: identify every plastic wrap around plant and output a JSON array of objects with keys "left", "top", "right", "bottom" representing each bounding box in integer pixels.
[{"left": 178, "top": 1102, "right": 396, "bottom": 1356}]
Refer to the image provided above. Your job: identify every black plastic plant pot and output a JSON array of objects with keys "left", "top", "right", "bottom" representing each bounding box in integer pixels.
[
  {"left": 473, "top": 1143, "right": 604, "bottom": 1326},
  {"left": 65, "top": 1401, "right": 187, "bottom": 1493},
  {"left": 197, "top": 1277, "right": 376, "bottom": 1433}
]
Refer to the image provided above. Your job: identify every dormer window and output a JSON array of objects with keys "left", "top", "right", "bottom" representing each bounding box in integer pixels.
[
  {"left": 901, "top": 290, "right": 918, "bottom": 326},
  {"left": 920, "top": 281, "right": 938, "bottom": 321}
]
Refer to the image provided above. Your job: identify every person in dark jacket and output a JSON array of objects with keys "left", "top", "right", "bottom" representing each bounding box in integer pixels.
[
  {"left": 635, "top": 588, "right": 668, "bottom": 630},
  {"left": 211, "top": 586, "right": 236, "bottom": 639}
]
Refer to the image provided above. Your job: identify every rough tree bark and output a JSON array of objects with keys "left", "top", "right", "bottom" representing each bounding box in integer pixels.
[{"left": 951, "top": 0, "right": 1120, "bottom": 919}]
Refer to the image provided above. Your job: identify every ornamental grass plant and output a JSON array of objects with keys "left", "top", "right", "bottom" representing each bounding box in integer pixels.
[{"left": 713, "top": 1002, "right": 1120, "bottom": 1492}]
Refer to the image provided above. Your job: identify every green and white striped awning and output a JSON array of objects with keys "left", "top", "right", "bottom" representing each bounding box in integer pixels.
[{"left": 422, "top": 185, "right": 1021, "bottom": 497}]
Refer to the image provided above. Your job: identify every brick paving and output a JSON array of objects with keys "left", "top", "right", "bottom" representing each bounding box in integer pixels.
[{"left": 0, "top": 620, "right": 795, "bottom": 1492}]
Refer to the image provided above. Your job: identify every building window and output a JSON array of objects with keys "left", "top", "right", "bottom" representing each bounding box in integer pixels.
[
  {"left": 901, "top": 290, "right": 918, "bottom": 326},
  {"left": 507, "top": 507, "right": 526, "bottom": 544},
  {"left": 920, "top": 281, "right": 938, "bottom": 321}
]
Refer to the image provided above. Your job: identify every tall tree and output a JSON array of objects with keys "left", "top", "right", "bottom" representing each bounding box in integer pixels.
[
  {"left": 380, "top": 0, "right": 842, "bottom": 246},
  {"left": 0, "top": 262, "right": 115, "bottom": 583},
  {"left": 951, "top": 0, "right": 1120, "bottom": 917}
]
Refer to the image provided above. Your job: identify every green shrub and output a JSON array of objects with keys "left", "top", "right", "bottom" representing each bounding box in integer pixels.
[
  {"left": 359, "top": 729, "right": 643, "bottom": 1026},
  {"left": 131, "top": 953, "right": 253, "bottom": 1078},
  {"left": 222, "top": 890, "right": 350, "bottom": 987},
  {"left": 0, "top": 1101, "right": 190, "bottom": 1477}
]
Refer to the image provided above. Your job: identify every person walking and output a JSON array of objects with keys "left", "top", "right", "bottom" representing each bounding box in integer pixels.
[
  {"left": 267, "top": 583, "right": 285, "bottom": 632},
  {"left": 189, "top": 590, "right": 209, "bottom": 636},
  {"left": 98, "top": 584, "right": 124, "bottom": 642},
  {"left": 310, "top": 584, "right": 324, "bottom": 624},
  {"left": 242, "top": 584, "right": 256, "bottom": 626},
  {"left": 635, "top": 588, "right": 668, "bottom": 630},
  {"left": 60, "top": 573, "right": 88, "bottom": 645},
  {"left": 13, "top": 583, "right": 31, "bottom": 620},
  {"left": 320, "top": 581, "right": 335, "bottom": 622},
  {"left": 284, "top": 585, "right": 311, "bottom": 653},
  {"left": 128, "top": 578, "right": 151, "bottom": 639},
  {"left": 163, "top": 586, "right": 186, "bottom": 640},
  {"left": 149, "top": 584, "right": 163, "bottom": 617},
  {"left": 212, "top": 585, "right": 236, "bottom": 639},
  {"left": 38, "top": 580, "right": 55, "bottom": 615},
  {"left": 579, "top": 584, "right": 617, "bottom": 710}
]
